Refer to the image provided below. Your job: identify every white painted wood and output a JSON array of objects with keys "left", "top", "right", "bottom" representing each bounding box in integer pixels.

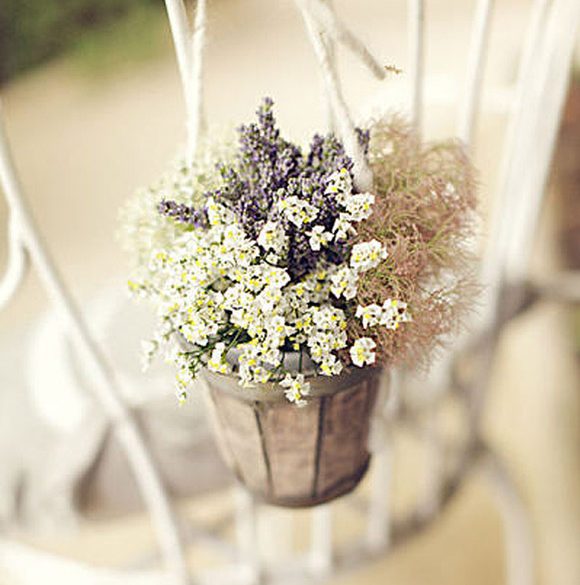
[
  {"left": 0, "top": 104, "right": 190, "bottom": 585},
  {"left": 482, "top": 452, "right": 535, "bottom": 585},
  {"left": 0, "top": 215, "right": 28, "bottom": 310},
  {"left": 481, "top": 0, "right": 551, "bottom": 298},
  {"left": 308, "top": 0, "right": 386, "bottom": 80},
  {"left": 128, "top": 518, "right": 238, "bottom": 570},
  {"left": 163, "top": 0, "right": 207, "bottom": 161},
  {"left": 256, "top": 508, "right": 294, "bottom": 569},
  {"left": 164, "top": 0, "right": 194, "bottom": 150},
  {"left": 309, "top": 505, "right": 333, "bottom": 576},
  {"left": 418, "top": 411, "right": 443, "bottom": 519},
  {"left": 408, "top": 0, "right": 425, "bottom": 134},
  {"left": 0, "top": 540, "right": 170, "bottom": 585},
  {"left": 457, "top": 0, "right": 495, "bottom": 146},
  {"left": 294, "top": 0, "right": 373, "bottom": 191},
  {"left": 365, "top": 371, "right": 396, "bottom": 553},
  {"left": 477, "top": 0, "right": 579, "bottom": 324},
  {"left": 234, "top": 487, "right": 261, "bottom": 585},
  {"left": 365, "top": 442, "right": 391, "bottom": 553},
  {"left": 319, "top": 0, "right": 338, "bottom": 134},
  {"left": 188, "top": 0, "right": 208, "bottom": 155},
  {"left": 455, "top": 0, "right": 580, "bottom": 428},
  {"left": 301, "top": 0, "right": 387, "bottom": 134},
  {"left": 503, "top": 0, "right": 580, "bottom": 280}
]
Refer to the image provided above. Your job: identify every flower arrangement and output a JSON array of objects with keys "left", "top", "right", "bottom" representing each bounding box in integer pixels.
[{"left": 121, "top": 98, "right": 477, "bottom": 406}]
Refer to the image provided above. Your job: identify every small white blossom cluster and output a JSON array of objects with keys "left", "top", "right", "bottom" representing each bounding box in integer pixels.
[
  {"left": 326, "top": 169, "right": 375, "bottom": 241},
  {"left": 120, "top": 142, "right": 231, "bottom": 271},
  {"left": 281, "top": 373, "right": 310, "bottom": 407},
  {"left": 355, "top": 299, "right": 411, "bottom": 330},
  {"left": 350, "top": 337, "right": 376, "bottom": 367},
  {"left": 277, "top": 196, "right": 319, "bottom": 227},
  {"left": 128, "top": 167, "right": 410, "bottom": 405}
]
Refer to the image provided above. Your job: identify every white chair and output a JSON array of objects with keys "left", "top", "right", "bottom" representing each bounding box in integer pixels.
[{"left": 0, "top": 1, "right": 578, "bottom": 583}]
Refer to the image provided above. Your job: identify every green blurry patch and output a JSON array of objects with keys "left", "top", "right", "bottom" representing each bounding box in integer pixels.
[
  {"left": 68, "top": 3, "right": 169, "bottom": 79},
  {"left": 0, "top": 0, "right": 165, "bottom": 84}
]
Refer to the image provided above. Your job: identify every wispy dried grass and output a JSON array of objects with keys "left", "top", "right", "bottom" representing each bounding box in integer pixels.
[{"left": 346, "top": 116, "right": 479, "bottom": 369}]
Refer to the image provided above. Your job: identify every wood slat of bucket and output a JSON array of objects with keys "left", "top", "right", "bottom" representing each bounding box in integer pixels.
[
  {"left": 258, "top": 399, "right": 321, "bottom": 502},
  {"left": 209, "top": 389, "right": 270, "bottom": 494},
  {"left": 205, "top": 368, "right": 383, "bottom": 506},
  {"left": 314, "top": 377, "right": 377, "bottom": 499}
]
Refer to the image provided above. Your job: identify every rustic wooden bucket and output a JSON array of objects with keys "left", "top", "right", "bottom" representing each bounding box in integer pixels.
[{"left": 202, "top": 366, "right": 384, "bottom": 507}]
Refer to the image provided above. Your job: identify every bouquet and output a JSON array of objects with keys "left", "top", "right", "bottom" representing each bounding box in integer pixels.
[{"left": 121, "top": 98, "right": 477, "bottom": 406}]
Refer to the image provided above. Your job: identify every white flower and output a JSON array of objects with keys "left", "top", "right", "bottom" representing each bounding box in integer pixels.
[
  {"left": 343, "top": 192, "right": 375, "bottom": 222},
  {"left": 180, "top": 313, "right": 214, "bottom": 346},
  {"left": 325, "top": 168, "right": 353, "bottom": 202},
  {"left": 326, "top": 168, "right": 375, "bottom": 224},
  {"left": 350, "top": 337, "right": 376, "bottom": 367},
  {"left": 223, "top": 224, "right": 247, "bottom": 248},
  {"left": 277, "top": 196, "right": 318, "bottom": 226},
  {"left": 206, "top": 197, "right": 234, "bottom": 226},
  {"left": 280, "top": 373, "right": 311, "bottom": 406},
  {"left": 355, "top": 304, "right": 383, "bottom": 328},
  {"left": 264, "top": 315, "right": 290, "bottom": 346},
  {"left": 258, "top": 221, "right": 288, "bottom": 254},
  {"left": 242, "top": 267, "right": 267, "bottom": 292},
  {"left": 304, "top": 304, "right": 347, "bottom": 374},
  {"left": 251, "top": 366, "right": 272, "bottom": 384},
  {"left": 262, "top": 266, "right": 291, "bottom": 289},
  {"left": 127, "top": 144, "right": 399, "bottom": 397},
  {"left": 237, "top": 344, "right": 263, "bottom": 386},
  {"left": 308, "top": 225, "right": 333, "bottom": 251},
  {"left": 350, "top": 239, "right": 388, "bottom": 272},
  {"left": 319, "top": 355, "right": 343, "bottom": 376},
  {"left": 330, "top": 266, "right": 359, "bottom": 299},
  {"left": 174, "top": 349, "right": 200, "bottom": 399},
  {"left": 223, "top": 284, "right": 251, "bottom": 310},
  {"left": 207, "top": 342, "right": 229, "bottom": 374},
  {"left": 380, "top": 298, "right": 412, "bottom": 330},
  {"left": 310, "top": 305, "right": 344, "bottom": 327},
  {"left": 332, "top": 213, "right": 355, "bottom": 241}
]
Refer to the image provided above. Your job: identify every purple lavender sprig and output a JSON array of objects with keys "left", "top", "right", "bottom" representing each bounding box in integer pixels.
[
  {"left": 157, "top": 98, "right": 370, "bottom": 281},
  {"left": 158, "top": 199, "right": 208, "bottom": 228},
  {"left": 210, "top": 98, "right": 368, "bottom": 279}
]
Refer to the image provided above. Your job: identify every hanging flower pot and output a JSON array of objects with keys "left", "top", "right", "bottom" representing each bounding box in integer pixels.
[
  {"left": 203, "top": 365, "right": 384, "bottom": 507},
  {"left": 121, "top": 98, "right": 477, "bottom": 507}
]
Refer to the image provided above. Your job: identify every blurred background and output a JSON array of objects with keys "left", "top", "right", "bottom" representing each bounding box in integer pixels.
[{"left": 0, "top": 1, "right": 579, "bottom": 584}]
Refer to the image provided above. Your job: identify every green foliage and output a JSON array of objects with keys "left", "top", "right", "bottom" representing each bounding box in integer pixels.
[
  {"left": 0, "top": 0, "right": 161, "bottom": 84},
  {"left": 68, "top": 3, "right": 169, "bottom": 78}
]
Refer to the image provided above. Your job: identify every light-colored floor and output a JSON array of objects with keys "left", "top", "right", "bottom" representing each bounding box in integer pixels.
[{"left": 1, "top": 1, "right": 579, "bottom": 583}]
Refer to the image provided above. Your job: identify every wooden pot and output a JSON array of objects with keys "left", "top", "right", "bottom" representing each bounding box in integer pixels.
[{"left": 203, "top": 366, "right": 384, "bottom": 507}]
